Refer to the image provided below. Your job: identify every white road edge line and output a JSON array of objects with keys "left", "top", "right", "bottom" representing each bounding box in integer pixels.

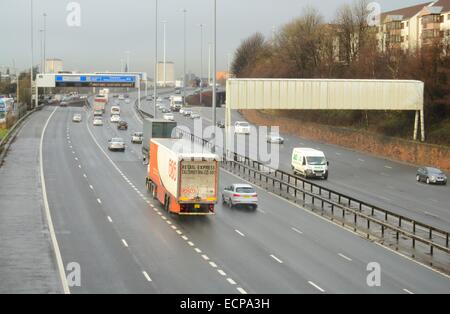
[
  {"left": 97, "top": 198, "right": 102, "bottom": 204},
  {"left": 403, "top": 288, "right": 414, "bottom": 294},
  {"left": 107, "top": 216, "right": 113, "bottom": 223},
  {"left": 291, "top": 227, "right": 303, "bottom": 235},
  {"left": 237, "top": 287, "right": 247, "bottom": 294},
  {"left": 121, "top": 239, "right": 129, "bottom": 247},
  {"left": 227, "top": 278, "right": 236, "bottom": 285},
  {"left": 308, "top": 281, "right": 325, "bottom": 292},
  {"left": 39, "top": 107, "right": 71, "bottom": 294}
]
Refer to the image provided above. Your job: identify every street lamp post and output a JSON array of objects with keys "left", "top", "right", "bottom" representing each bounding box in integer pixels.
[
  {"left": 162, "top": 20, "right": 167, "bottom": 88},
  {"left": 199, "top": 24, "right": 203, "bottom": 106},
  {"left": 153, "top": 0, "right": 158, "bottom": 118},
  {"left": 43, "top": 13, "right": 46, "bottom": 73},
  {"left": 182, "top": 9, "right": 187, "bottom": 107},
  {"left": 30, "top": 0, "right": 35, "bottom": 108},
  {"left": 208, "top": 42, "right": 211, "bottom": 87},
  {"left": 212, "top": 0, "right": 217, "bottom": 152}
]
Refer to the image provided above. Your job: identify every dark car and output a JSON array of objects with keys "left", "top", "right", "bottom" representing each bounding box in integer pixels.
[
  {"left": 117, "top": 121, "right": 128, "bottom": 130},
  {"left": 416, "top": 167, "right": 447, "bottom": 185},
  {"left": 217, "top": 121, "right": 225, "bottom": 128}
]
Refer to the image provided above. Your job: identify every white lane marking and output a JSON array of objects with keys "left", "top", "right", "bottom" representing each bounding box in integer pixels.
[
  {"left": 403, "top": 288, "right": 414, "bottom": 294},
  {"left": 209, "top": 262, "right": 217, "bottom": 268},
  {"left": 176, "top": 230, "right": 183, "bottom": 235},
  {"left": 121, "top": 239, "right": 129, "bottom": 247},
  {"left": 171, "top": 225, "right": 177, "bottom": 230},
  {"left": 235, "top": 229, "right": 245, "bottom": 237},
  {"left": 75, "top": 157, "right": 78, "bottom": 161},
  {"left": 237, "top": 287, "right": 247, "bottom": 294},
  {"left": 338, "top": 253, "right": 352, "bottom": 262},
  {"left": 39, "top": 107, "right": 70, "bottom": 294},
  {"left": 384, "top": 165, "right": 393, "bottom": 169},
  {"left": 335, "top": 152, "right": 341, "bottom": 156},
  {"left": 270, "top": 254, "right": 283, "bottom": 264},
  {"left": 83, "top": 173, "right": 87, "bottom": 178},
  {"left": 182, "top": 235, "right": 188, "bottom": 240},
  {"left": 227, "top": 278, "right": 236, "bottom": 285},
  {"left": 217, "top": 269, "right": 226, "bottom": 276},
  {"left": 424, "top": 211, "right": 439, "bottom": 219},
  {"left": 188, "top": 241, "right": 195, "bottom": 246},
  {"left": 380, "top": 172, "right": 390, "bottom": 177},
  {"left": 78, "top": 165, "right": 81, "bottom": 168},
  {"left": 142, "top": 271, "right": 152, "bottom": 282},
  {"left": 161, "top": 216, "right": 167, "bottom": 220},
  {"left": 166, "top": 220, "right": 172, "bottom": 225},
  {"left": 107, "top": 216, "right": 113, "bottom": 223},
  {"left": 69, "top": 146, "right": 73, "bottom": 149},
  {"left": 201, "top": 254, "right": 210, "bottom": 261},
  {"left": 72, "top": 151, "right": 75, "bottom": 154},
  {"left": 97, "top": 198, "right": 102, "bottom": 204},
  {"left": 291, "top": 227, "right": 303, "bottom": 235},
  {"left": 89, "top": 185, "right": 94, "bottom": 190},
  {"left": 308, "top": 281, "right": 325, "bottom": 292},
  {"left": 358, "top": 158, "right": 365, "bottom": 162},
  {"left": 195, "top": 248, "right": 202, "bottom": 253},
  {"left": 257, "top": 208, "right": 266, "bottom": 214}
]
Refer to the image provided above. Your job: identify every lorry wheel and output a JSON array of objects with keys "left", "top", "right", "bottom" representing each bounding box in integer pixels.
[
  {"left": 222, "top": 196, "right": 226, "bottom": 205},
  {"left": 164, "top": 196, "right": 170, "bottom": 212},
  {"left": 152, "top": 185, "right": 157, "bottom": 199}
]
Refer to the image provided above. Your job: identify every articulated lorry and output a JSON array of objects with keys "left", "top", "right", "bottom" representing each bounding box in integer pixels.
[
  {"left": 145, "top": 138, "right": 219, "bottom": 215},
  {"left": 170, "top": 95, "right": 184, "bottom": 112},
  {"left": 93, "top": 95, "right": 108, "bottom": 115}
]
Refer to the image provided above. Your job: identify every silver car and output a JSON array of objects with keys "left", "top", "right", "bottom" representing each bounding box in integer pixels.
[
  {"left": 267, "top": 132, "right": 284, "bottom": 144},
  {"left": 222, "top": 184, "right": 258, "bottom": 210},
  {"left": 108, "top": 138, "right": 125, "bottom": 152},
  {"left": 190, "top": 112, "right": 201, "bottom": 119},
  {"left": 72, "top": 114, "right": 82, "bottom": 123}
]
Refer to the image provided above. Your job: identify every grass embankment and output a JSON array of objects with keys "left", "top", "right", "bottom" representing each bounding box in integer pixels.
[{"left": 0, "top": 128, "right": 8, "bottom": 141}]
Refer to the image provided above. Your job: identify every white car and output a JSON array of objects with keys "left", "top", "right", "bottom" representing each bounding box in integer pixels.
[
  {"left": 222, "top": 184, "right": 258, "bottom": 210},
  {"left": 125, "top": 99, "right": 131, "bottom": 104},
  {"left": 234, "top": 121, "right": 251, "bottom": 134},
  {"left": 131, "top": 132, "right": 143, "bottom": 144},
  {"left": 190, "top": 112, "right": 200, "bottom": 119},
  {"left": 110, "top": 114, "right": 121, "bottom": 123},
  {"left": 111, "top": 106, "right": 120, "bottom": 115},
  {"left": 163, "top": 113, "right": 175, "bottom": 121},
  {"left": 108, "top": 138, "right": 125, "bottom": 151},
  {"left": 179, "top": 107, "right": 185, "bottom": 114},
  {"left": 72, "top": 114, "right": 82, "bottom": 122},
  {"left": 267, "top": 132, "right": 284, "bottom": 144},
  {"left": 183, "top": 109, "right": 193, "bottom": 117},
  {"left": 93, "top": 117, "right": 103, "bottom": 126},
  {"left": 118, "top": 94, "right": 125, "bottom": 100}
]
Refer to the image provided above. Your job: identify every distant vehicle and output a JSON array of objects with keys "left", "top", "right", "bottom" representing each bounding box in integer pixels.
[
  {"left": 131, "top": 132, "right": 143, "bottom": 144},
  {"left": 216, "top": 121, "right": 225, "bottom": 128},
  {"left": 267, "top": 132, "right": 284, "bottom": 144},
  {"left": 157, "top": 97, "right": 164, "bottom": 102},
  {"left": 110, "top": 114, "right": 121, "bottom": 123},
  {"left": 146, "top": 95, "right": 153, "bottom": 101},
  {"left": 190, "top": 112, "right": 201, "bottom": 119},
  {"left": 124, "top": 94, "right": 129, "bottom": 98},
  {"left": 118, "top": 94, "right": 125, "bottom": 100},
  {"left": 60, "top": 101, "right": 68, "bottom": 107},
  {"left": 234, "top": 121, "right": 250, "bottom": 134},
  {"left": 93, "top": 117, "right": 104, "bottom": 126},
  {"left": 141, "top": 118, "right": 178, "bottom": 161},
  {"left": 183, "top": 108, "right": 193, "bottom": 116},
  {"left": 117, "top": 120, "right": 128, "bottom": 130},
  {"left": 162, "top": 107, "right": 171, "bottom": 113},
  {"left": 145, "top": 138, "right": 219, "bottom": 215},
  {"left": 113, "top": 94, "right": 119, "bottom": 98},
  {"left": 72, "top": 114, "right": 82, "bottom": 123},
  {"left": 416, "top": 167, "right": 447, "bottom": 185},
  {"left": 108, "top": 137, "right": 125, "bottom": 152},
  {"left": 291, "top": 148, "right": 329, "bottom": 179},
  {"left": 170, "top": 95, "right": 183, "bottom": 112},
  {"left": 93, "top": 95, "right": 107, "bottom": 113},
  {"left": 222, "top": 184, "right": 258, "bottom": 210},
  {"left": 125, "top": 99, "right": 131, "bottom": 104},
  {"left": 179, "top": 108, "right": 185, "bottom": 114},
  {"left": 93, "top": 110, "right": 103, "bottom": 117},
  {"left": 110, "top": 106, "right": 120, "bottom": 115},
  {"left": 163, "top": 113, "right": 175, "bottom": 121},
  {"left": 175, "top": 89, "right": 181, "bottom": 94}
]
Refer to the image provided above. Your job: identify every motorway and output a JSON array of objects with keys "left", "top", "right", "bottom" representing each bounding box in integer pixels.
[
  {"left": 21, "top": 90, "right": 447, "bottom": 293},
  {"left": 143, "top": 97, "right": 450, "bottom": 232}
]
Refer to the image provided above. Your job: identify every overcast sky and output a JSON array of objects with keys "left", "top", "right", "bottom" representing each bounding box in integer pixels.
[{"left": 0, "top": 0, "right": 429, "bottom": 78}]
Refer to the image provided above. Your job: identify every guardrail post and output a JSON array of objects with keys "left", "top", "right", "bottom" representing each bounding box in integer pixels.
[
  {"left": 381, "top": 225, "right": 385, "bottom": 237},
  {"left": 429, "top": 229, "right": 432, "bottom": 240},
  {"left": 413, "top": 221, "right": 416, "bottom": 234},
  {"left": 446, "top": 234, "right": 449, "bottom": 248},
  {"left": 354, "top": 214, "right": 357, "bottom": 231},
  {"left": 367, "top": 220, "right": 370, "bottom": 239},
  {"left": 399, "top": 217, "right": 402, "bottom": 228},
  {"left": 342, "top": 208, "right": 345, "bottom": 225},
  {"left": 330, "top": 204, "right": 334, "bottom": 220},
  {"left": 430, "top": 244, "right": 434, "bottom": 256}
]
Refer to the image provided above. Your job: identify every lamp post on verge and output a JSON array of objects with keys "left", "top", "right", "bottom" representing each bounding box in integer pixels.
[
  {"left": 199, "top": 23, "right": 204, "bottom": 106},
  {"left": 153, "top": 0, "right": 158, "bottom": 118},
  {"left": 212, "top": 0, "right": 217, "bottom": 153}
]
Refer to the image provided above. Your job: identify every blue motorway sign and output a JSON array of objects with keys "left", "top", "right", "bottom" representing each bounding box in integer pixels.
[{"left": 55, "top": 75, "right": 137, "bottom": 87}]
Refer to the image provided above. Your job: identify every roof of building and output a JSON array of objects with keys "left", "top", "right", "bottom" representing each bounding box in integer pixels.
[
  {"left": 427, "top": 0, "right": 450, "bottom": 13},
  {"left": 381, "top": 2, "right": 432, "bottom": 22}
]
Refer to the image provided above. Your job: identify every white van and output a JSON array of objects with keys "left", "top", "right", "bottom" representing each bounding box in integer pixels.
[
  {"left": 234, "top": 121, "right": 251, "bottom": 134},
  {"left": 291, "top": 148, "right": 329, "bottom": 179},
  {"left": 111, "top": 106, "right": 120, "bottom": 115}
]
